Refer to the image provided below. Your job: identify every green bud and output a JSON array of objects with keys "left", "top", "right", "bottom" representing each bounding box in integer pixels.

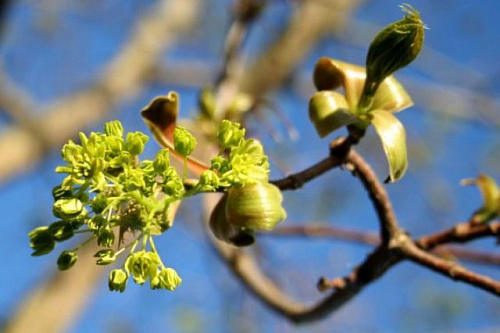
[
  {"left": 57, "top": 250, "right": 78, "bottom": 270},
  {"left": 364, "top": 4, "right": 424, "bottom": 98},
  {"left": 226, "top": 139, "right": 269, "bottom": 185},
  {"left": 104, "top": 120, "right": 124, "bottom": 138},
  {"left": 150, "top": 267, "right": 182, "bottom": 291},
  {"left": 173, "top": 126, "right": 197, "bottom": 157},
  {"left": 52, "top": 185, "right": 73, "bottom": 201},
  {"left": 197, "top": 170, "right": 220, "bottom": 192},
  {"left": 125, "top": 251, "right": 161, "bottom": 285},
  {"left": 122, "top": 168, "right": 146, "bottom": 190},
  {"left": 29, "top": 226, "right": 56, "bottom": 256},
  {"left": 153, "top": 149, "right": 170, "bottom": 173},
  {"left": 90, "top": 194, "right": 108, "bottom": 214},
  {"left": 163, "top": 173, "right": 185, "bottom": 198},
  {"left": 217, "top": 120, "right": 245, "bottom": 150},
  {"left": 97, "top": 227, "right": 115, "bottom": 247},
  {"left": 60, "top": 140, "right": 83, "bottom": 165},
  {"left": 48, "top": 221, "right": 74, "bottom": 242},
  {"left": 226, "top": 182, "right": 287, "bottom": 231},
  {"left": 88, "top": 215, "right": 106, "bottom": 231},
  {"left": 210, "top": 156, "right": 230, "bottom": 174},
  {"left": 94, "top": 249, "right": 117, "bottom": 265},
  {"left": 108, "top": 269, "right": 128, "bottom": 293},
  {"left": 53, "top": 198, "right": 83, "bottom": 219},
  {"left": 105, "top": 136, "right": 124, "bottom": 154},
  {"left": 125, "top": 132, "right": 149, "bottom": 155}
]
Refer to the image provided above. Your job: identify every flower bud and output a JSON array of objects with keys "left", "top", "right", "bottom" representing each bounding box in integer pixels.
[
  {"left": 52, "top": 185, "right": 73, "bottom": 201},
  {"left": 153, "top": 149, "right": 170, "bottom": 173},
  {"left": 365, "top": 4, "right": 424, "bottom": 96},
  {"left": 29, "top": 226, "right": 56, "bottom": 256},
  {"left": 104, "top": 120, "right": 124, "bottom": 138},
  {"left": 226, "top": 182, "right": 286, "bottom": 231},
  {"left": 125, "top": 132, "right": 149, "bottom": 155},
  {"left": 94, "top": 249, "right": 117, "bottom": 265},
  {"left": 90, "top": 194, "right": 108, "bottom": 214},
  {"left": 109, "top": 269, "right": 128, "bottom": 293},
  {"left": 125, "top": 251, "right": 161, "bottom": 285},
  {"left": 197, "top": 170, "right": 220, "bottom": 192},
  {"left": 97, "top": 227, "right": 115, "bottom": 247},
  {"left": 150, "top": 267, "right": 182, "bottom": 291},
  {"left": 57, "top": 250, "right": 78, "bottom": 270},
  {"left": 53, "top": 198, "right": 84, "bottom": 219},
  {"left": 173, "top": 126, "right": 197, "bottom": 157},
  {"left": 217, "top": 120, "right": 245, "bottom": 150},
  {"left": 48, "top": 221, "right": 74, "bottom": 242}
]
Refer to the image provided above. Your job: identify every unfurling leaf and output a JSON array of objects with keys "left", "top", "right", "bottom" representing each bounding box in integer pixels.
[
  {"left": 309, "top": 91, "right": 358, "bottom": 138},
  {"left": 209, "top": 195, "right": 255, "bottom": 247},
  {"left": 312, "top": 57, "right": 413, "bottom": 114},
  {"left": 141, "top": 92, "right": 209, "bottom": 176},
  {"left": 226, "top": 182, "right": 287, "bottom": 230},
  {"left": 461, "top": 174, "right": 500, "bottom": 223},
  {"left": 365, "top": 4, "right": 425, "bottom": 96},
  {"left": 370, "top": 110, "right": 408, "bottom": 183}
]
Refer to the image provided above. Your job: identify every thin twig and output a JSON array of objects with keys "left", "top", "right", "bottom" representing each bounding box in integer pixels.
[
  {"left": 398, "top": 239, "right": 500, "bottom": 296},
  {"left": 269, "top": 225, "right": 380, "bottom": 245},
  {"left": 344, "top": 150, "right": 401, "bottom": 243},
  {"left": 271, "top": 136, "right": 352, "bottom": 190},
  {"left": 266, "top": 225, "right": 500, "bottom": 266},
  {"left": 417, "top": 221, "right": 500, "bottom": 249}
]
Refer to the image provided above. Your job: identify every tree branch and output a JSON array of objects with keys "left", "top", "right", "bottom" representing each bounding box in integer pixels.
[
  {"left": 271, "top": 136, "right": 352, "bottom": 190},
  {"left": 398, "top": 238, "right": 500, "bottom": 296},
  {"left": 267, "top": 224, "right": 500, "bottom": 266},
  {"left": 344, "top": 149, "right": 401, "bottom": 243},
  {"left": 417, "top": 221, "right": 500, "bottom": 249}
]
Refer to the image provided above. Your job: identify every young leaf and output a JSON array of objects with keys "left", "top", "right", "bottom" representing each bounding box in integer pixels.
[
  {"left": 313, "top": 57, "right": 413, "bottom": 114},
  {"left": 141, "top": 92, "right": 209, "bottom": 176},
  {"left": 308, "top": 91, "right": 358, "bottom": 138},
  {"left": 461, "top": 174, "right": 500, "bottom": 223},
  {"left": 370, "top": 110, "right": 408, "bottom": 182}
]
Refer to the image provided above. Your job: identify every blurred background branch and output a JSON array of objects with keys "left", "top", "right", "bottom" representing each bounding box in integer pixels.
[{"left": 0, "top": 0, "right": 200, "bottom": 184}]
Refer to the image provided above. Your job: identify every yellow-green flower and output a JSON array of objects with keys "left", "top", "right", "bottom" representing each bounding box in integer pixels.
[
  {"left": 109, "top": 269, "right": 128, "bottom": 293},
  {"left": 150, "top": 267, "right": 182, "bottom": 291},
  {"left": 125, "top": 251, "right": 161, "bottom": 285}
]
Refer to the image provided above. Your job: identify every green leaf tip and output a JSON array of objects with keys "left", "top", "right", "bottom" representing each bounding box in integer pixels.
[
  {"left": 461, "top": 174, "right": 500, "bottom": 223},
  {"left": 370, "top": 110, "right": 408, "bottom": 183},
  {"left": 363, "top": 3, "right": 425, "bottom": 103}
]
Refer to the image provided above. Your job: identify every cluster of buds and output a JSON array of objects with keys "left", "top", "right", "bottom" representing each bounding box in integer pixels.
[
  {"left": 28, "top": 121, "right": 191, "bottom": 292},
  {"left": 29, "top": 118, "right": 287, "bottom": 291}
]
